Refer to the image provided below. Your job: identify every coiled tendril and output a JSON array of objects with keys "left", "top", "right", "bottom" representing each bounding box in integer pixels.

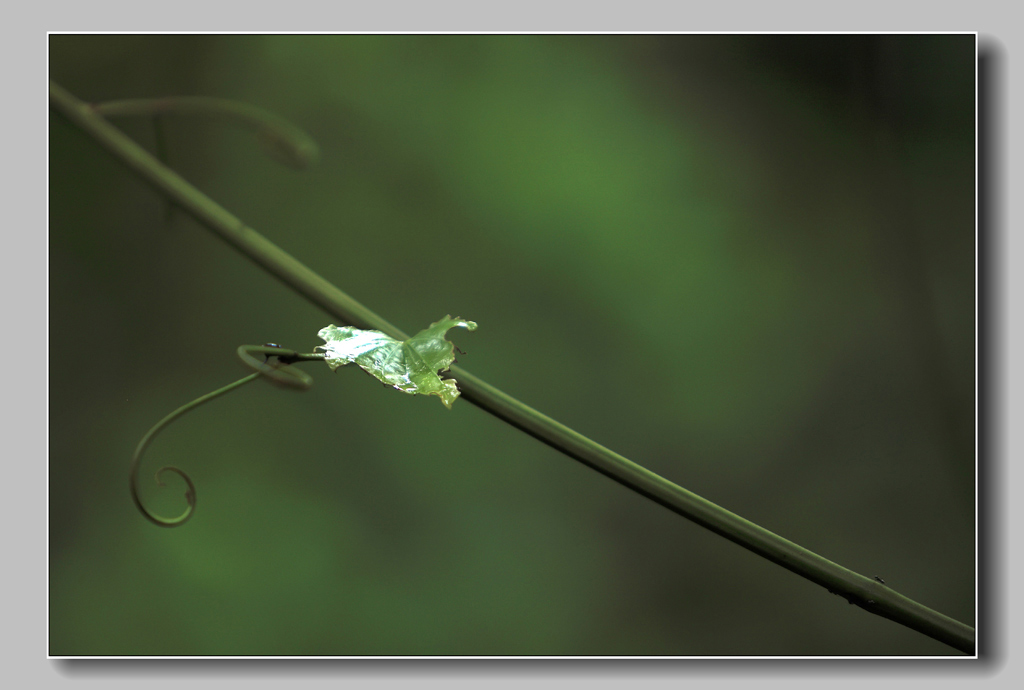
[
  {"left": 129, "top": 345, "right": 325, "bottom": 527},
  {"left": 90, "top": 97, "right": 320, "bottom": 170}
]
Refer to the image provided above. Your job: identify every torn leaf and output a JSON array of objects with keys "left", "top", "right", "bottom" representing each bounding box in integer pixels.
[{"left": 317, "top": 316, "right": 477, "bottom": 408}]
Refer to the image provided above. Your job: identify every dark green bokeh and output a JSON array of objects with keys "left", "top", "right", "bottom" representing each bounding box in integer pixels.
[{"left": 49, "top": 34, "right": 975, "bottom": 655}]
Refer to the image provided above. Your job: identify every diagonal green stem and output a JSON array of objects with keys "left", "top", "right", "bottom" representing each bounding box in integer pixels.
[{"left": 50, "top": 79, "right": 975, "bottom": 654}]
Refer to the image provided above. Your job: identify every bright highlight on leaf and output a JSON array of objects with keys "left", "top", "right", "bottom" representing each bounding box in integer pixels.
[{"left": 317, "top": 316, "right": 477, "bottom": 408}]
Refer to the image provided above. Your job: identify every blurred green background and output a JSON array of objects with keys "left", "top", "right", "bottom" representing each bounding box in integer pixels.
[{"left": 49, "top": 34, "right": 975, "bottom": 656}]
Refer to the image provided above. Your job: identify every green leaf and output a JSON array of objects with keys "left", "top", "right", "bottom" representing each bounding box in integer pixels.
[{"left": 317, "top": 316, "right": 477, "bottom": 408}]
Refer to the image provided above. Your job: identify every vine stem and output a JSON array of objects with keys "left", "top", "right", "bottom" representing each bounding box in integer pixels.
[{"left": 50, "top": 80, "right": 975, "bottom": 654}]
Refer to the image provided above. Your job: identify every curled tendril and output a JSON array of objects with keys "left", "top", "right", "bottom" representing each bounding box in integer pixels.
[
  {"left": 91, "top": 97, "right": 320, "bottom": 170},
  {"left": 235, "top": 344, "right": 319, "bottom": 389},
  {"left": 130, "top": 344, "right": 325, "bottom": 527}
]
